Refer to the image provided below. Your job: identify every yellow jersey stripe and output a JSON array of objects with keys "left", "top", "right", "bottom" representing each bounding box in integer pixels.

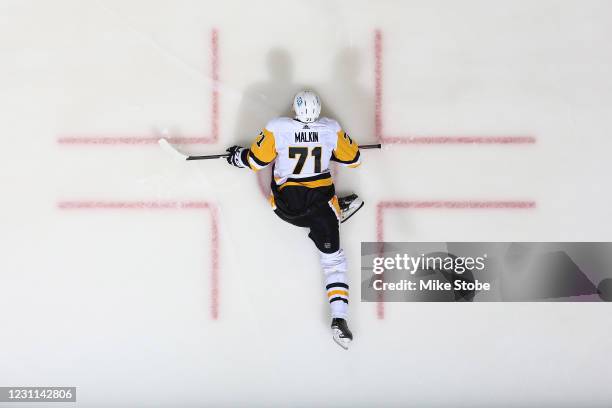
[
  {"left": 329, "top": 196, "right": 341, "bottom": 220},
  {"left": 268, "top": 193, "right": 276, "bottom": 210},
  {"left": 327, "top": 290, "right": 349, "bottom": 297},
  {"left": 278, "top": 178, "right": 333, "bottom": 190}
]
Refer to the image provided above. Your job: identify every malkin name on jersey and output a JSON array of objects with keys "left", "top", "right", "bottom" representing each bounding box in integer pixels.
[{"left": 294, "top": 131, "right": 319, "bottom": 143}]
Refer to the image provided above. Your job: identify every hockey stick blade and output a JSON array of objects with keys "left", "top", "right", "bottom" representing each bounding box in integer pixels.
[{"left": 158, "top": 138, "right": 189, "bottom": 161}]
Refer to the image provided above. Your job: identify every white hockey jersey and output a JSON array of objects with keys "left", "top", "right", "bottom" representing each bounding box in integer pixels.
[{"left": 244, "top": 117, "right": 360, "bottom": 188}]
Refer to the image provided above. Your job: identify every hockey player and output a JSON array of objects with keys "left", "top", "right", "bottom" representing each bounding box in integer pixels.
[{"left": 225, "top": 90, "right": 363, "bottom": 349}]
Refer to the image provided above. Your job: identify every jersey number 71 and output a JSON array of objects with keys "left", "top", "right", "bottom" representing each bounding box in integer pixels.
[{"left": 288, "top": 146, "right": 322, "bottom": 174}]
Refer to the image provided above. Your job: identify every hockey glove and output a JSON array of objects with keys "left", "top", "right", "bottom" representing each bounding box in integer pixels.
[{"left": 226, "top": 145, "right": 249, "bottom": 168}]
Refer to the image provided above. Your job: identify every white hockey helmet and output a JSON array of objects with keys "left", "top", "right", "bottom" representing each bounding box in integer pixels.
[{"left": 293, "top": 90, "right": 321, "bottom": 123}]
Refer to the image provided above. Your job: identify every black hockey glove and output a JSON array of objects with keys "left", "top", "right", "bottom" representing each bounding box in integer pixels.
[{"left": 226, "top": 145, "right": 248, "bottom": 168}]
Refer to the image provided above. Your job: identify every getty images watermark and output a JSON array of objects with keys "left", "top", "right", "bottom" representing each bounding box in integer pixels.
[
  {"left": 0, "top": 387, "right": 76, "bottom": 402},
  {"left": 372, "top": 252, "right": 490, "bottom": 292},
  {"left": 361, "top": 242, "right": 612, "bottom": 302}
]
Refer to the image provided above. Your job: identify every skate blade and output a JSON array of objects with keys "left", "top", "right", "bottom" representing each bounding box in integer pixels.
[
  {"left": 332, "top": 329, "right": 351, "bottom": 350},
  {"left": 340, "top": 200, "right": 364, "bottom": 224}
]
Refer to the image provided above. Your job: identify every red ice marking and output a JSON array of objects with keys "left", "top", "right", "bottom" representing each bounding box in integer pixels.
[
  {"left": 57, "top": 28, "right": 220, "bottom": 146},
  {"left": 373, "top": 29, "right": 536, "bottom": 145},
  {"left": 375, "top": 29, "right": 383, "bottom": 142},
  {"left": 211, "top": 28, "right": 219, "bottom": 144},
  {"left": 256, "top": 170, "right": 271, "bottom": 199},
  {"left": 380, "top": 136, "right": 536, "bottom": 144},
  {"left": 58, "top": 200, "right": 220, "bottom": 320},
  {"left": 56, "top": 136, "right": 213, "bottom": 145},
  {"left": 374, "top": 200, "right": 536, "bottom": 319}
]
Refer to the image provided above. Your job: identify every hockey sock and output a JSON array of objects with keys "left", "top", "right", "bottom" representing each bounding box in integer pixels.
[{"left": 320, "top": 249, "right": 349, "bottom": 319}]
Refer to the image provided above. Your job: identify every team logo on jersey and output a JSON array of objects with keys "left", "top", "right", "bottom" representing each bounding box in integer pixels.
[{"left": 303, "top": 124, "right": 310, "bottom": 129}]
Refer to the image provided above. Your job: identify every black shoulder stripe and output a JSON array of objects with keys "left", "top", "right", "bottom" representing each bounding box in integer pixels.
[
  {"left": 248, "top": 150, "right": 270, "bottom": 167},
  {"left": 329, "top": 297, "right": 349, "bottom": 304},
  {"left": 285, "top": 172, "right": 331, "bottom": 183},
  {"left": 326, "top": 282, "right": 349, "bottom": 290},
  {"left": 331, "top": 150, "right": 360, "bottom": 165},
  {"left": 240, "top": 149, "right": 251, "bottom": 168}
]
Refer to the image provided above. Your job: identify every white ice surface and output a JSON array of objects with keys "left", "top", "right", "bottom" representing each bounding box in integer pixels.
[{"left": 1, "top": 0, "right": 612, "bottom": 407}]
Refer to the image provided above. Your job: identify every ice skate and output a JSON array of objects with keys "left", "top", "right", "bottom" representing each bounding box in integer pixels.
[
  {"left": 339, "top": 194, "right": 364, "bottom": 223},
  {"left": 331, "top": 318, "right": 353, "bottom": 349}
]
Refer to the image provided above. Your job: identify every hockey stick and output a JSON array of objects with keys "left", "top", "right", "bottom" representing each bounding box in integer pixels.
[
  {"left": 356, "top": 144, "right": 382, "bottom": 150},
  {"left": 158, "top": 138, "right": 382, "bottom": 161},
  {"left": 158, "top": 138, "right": 226, "bottom": 161}
]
